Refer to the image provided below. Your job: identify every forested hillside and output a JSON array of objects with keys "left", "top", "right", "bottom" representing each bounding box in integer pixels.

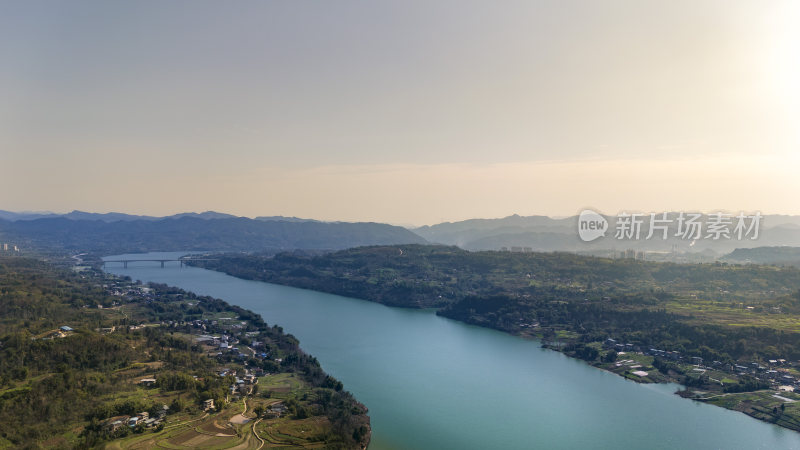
[
  {"left": 724, "top": 247, "right": 800, "bottom": 267},
  {"left": 0, "top": 257, "right": 369, "bottom": 449},
  {"left": 194, "top": 245, "right": 800, "bottom": 362}
]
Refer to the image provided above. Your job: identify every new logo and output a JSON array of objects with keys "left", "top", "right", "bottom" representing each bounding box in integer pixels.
[{"left": 578, "top": 209, "right": 608, "bottom": 242}]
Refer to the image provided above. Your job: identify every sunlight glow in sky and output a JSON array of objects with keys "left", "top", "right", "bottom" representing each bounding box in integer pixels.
[{"left": 1, "top": 1, "right": 799, "bottom": 224}]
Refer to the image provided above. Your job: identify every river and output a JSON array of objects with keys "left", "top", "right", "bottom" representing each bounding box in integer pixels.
[{"left": 104, "top": 252, "right": 800, "bottom": 450}]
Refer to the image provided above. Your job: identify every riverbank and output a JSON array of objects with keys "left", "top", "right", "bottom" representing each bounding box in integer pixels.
[
  {"left": 533, "top": 333, "right": 800, "bottom": 433},
  {"left": 109, "top": 273, "right": 373, "bottom": 450},
  {"left": 0, "top": 255, "right": 370, "bottom": 449},
  {"left": 102, "top": 252, "right": 800, "bottom": 449},
  {"left": 431, "top": 314, "right": 800, "bottom": 434},
  {"left": 187, "top": 250, "right": 800, "bottom": 436}
]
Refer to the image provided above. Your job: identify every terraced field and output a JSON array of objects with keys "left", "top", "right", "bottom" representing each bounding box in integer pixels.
[{"left": 109, "top": 375, "right": 337, "bottom": 450}]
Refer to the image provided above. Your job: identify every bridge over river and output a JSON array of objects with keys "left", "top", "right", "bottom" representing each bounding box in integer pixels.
[{"left": 102, "top": 257, "right": 216, "bottom": 268}]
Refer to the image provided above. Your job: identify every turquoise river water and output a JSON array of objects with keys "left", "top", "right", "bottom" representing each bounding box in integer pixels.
[{"left": 103, "top": 252, "right": 800, "bottom": 450}]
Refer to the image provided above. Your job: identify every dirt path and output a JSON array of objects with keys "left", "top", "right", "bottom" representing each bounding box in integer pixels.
[{"left": 252, "top": 418, "right": 265, "bottom": 450}]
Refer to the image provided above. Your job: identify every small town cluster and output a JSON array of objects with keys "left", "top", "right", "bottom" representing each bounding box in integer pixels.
[
  {"left": 65, "top": 274, "right": 291, "bottom": 432},
  {"left": 603, "top": 338, "right": 800, "bottom": 391}
]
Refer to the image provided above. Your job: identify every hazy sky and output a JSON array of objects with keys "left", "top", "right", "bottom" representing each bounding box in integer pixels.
[{"left": 1, "top": 1, "right": 799, "bottom": 225}]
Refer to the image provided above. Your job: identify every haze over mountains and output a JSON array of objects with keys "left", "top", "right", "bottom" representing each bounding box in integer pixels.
[
  {"left": 0, "top": 211, "right": 425, "bottom": 254},
  {"left": 3, "top": 210, "right": 800, "bottom": 260},
  {"left": 723, "top": 247, "right": 800, "bottom": 267},
  {"left": 0, "top": 210, "right": 324, "bottom": 224},
  {"left": 414, "top": 213, "right": 800, "bottom": 256},
  {"left": 0, "top": 210, "right": 248, "bottom": 222}
]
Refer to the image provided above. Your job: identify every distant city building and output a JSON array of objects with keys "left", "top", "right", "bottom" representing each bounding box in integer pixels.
[{"left": 620, "top": 249, "right": 646, "bottom": 260}]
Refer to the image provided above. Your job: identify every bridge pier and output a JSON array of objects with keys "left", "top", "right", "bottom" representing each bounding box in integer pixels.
[
  {"left": 160, "top": 260, "right": 165, "bottom": 268},
  {"left": 123, "top": 261, "right": 128, "bottom": 269}
]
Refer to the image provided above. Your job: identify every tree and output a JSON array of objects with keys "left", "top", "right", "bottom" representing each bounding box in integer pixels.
[
  {"left": 295, "top": 406, "right": 309, "bottom": 419},
  {"left": 170, "top": 397, "right": 185, "bottom": 413}
]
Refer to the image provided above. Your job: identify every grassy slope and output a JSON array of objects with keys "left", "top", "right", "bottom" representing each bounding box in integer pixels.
[{"left": 0, "top": 256, "right": 369, "bottom": 449}]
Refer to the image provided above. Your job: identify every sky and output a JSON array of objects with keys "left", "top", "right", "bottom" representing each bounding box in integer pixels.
[{"left": 1, "top": 0, "right": 799, "bottom": 225}]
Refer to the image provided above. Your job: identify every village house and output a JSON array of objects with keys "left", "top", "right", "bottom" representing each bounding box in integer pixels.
[
  {"left": 105, "top": 416, "right": 129, "bottom": 431},
  {"left": 267, "top": 402, "right": 287, "bottom": 418},
  {"left": 139, "top": 378, "right": 157, "bottom": 387},
  {"left": 158, "top": 404, "right": 169, "bottom": 418}
]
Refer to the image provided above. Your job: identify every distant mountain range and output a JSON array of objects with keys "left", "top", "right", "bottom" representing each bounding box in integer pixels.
[
  {"left": 0, "top": 209, "right": 330, "bottom": 224},
  {"left": 4, "top": 209, "right": 800, "bottom": 258},
  {"left": 0, "top": 209, "right": 247, "bottom": 222},
  {"left": 723, "top": 247, "right": 800, "bottom": 267},
  {"left": 414, "top": 213, "right": 800, "bottom": 255},
  {"left": 0, "top": 212, "right": 426, "bottom": 254},
  {"left": 255, "top": 216, "right": 319, "bottom": 223}
]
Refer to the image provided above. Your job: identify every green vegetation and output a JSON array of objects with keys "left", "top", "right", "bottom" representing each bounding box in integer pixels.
[
  {"left": 195, "top": 245, "right": 800, "bottom": 359},
  {"left": 0, "top": 256, "right": 369, "bottom": 449},
  {"left": 193, "top": 244, "right": 800, "bottom": 432},
  {"left": 701, "top": 390, "right": 800, "bottom": 432}
]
